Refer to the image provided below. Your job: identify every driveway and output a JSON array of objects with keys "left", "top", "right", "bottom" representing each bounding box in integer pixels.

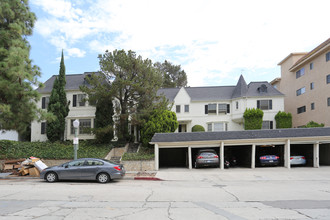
[{"left": 0, "top": 167, "right": 330, "bottom": 219}]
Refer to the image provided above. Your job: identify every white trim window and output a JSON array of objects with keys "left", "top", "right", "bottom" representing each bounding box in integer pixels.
[
  {"left": 262, "top": 121, "right": 273, "bottom": 130},
  {"left": 71, "top": 119, "right": 92, "bottom": 134},
  {"left": 41, "top": 96, "right": 50, "bottom": 109},
  {"left": 184, "top": 105, "right": 189, "bottom": 113},
  {"left": 207, "top": 122, "right": 227, "bottom": 132},
  {"left": 257, "top": 100, "right": 272, "bottom": 110},
  {"left": 73, "top": 94, "right": 87, "bottom": 107}
]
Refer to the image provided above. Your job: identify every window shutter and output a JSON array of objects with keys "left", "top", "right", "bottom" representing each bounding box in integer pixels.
[
  {"left": 270, "top": 121, "right": 273, "bottom": 129},
  {"left": 41, "top": 122, "right": 46, "bottom": 134},
  {"left": 257, "top": 100, "right": 260, "bottom": 109},
  {"left": 269, "top": 100, "right": 272, "bottom": 110},
  {"left": 42, "top": 97, "right": 46, "bottom": 109},
  {"left": 227, "top": 104, "right": 230, "bottom": 113},
  {"left": 205, "top": 105, "right": 208, "bottom": 114},
  {"left": 73, "top": 95, "right": 77, "bottom": 107}
]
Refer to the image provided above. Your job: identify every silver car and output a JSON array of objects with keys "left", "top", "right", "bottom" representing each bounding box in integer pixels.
[
  {"left": 290, "top": 155, "right": 306, "bottom": 165},
  {"left": 40, "top": 158, "right": 125, "bottom": 183},
  {"left": 195, "top": 149, "right": 220, "bottom": 168}
]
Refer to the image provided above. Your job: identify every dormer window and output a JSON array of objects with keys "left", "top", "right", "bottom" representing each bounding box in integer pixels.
[{"left": 257, "top": 84, "right": 267, "bottom": 93}]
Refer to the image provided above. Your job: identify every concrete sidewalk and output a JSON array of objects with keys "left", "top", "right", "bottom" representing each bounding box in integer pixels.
[{"left": 154, "top": 166, "right": 330, "bottom": 181}]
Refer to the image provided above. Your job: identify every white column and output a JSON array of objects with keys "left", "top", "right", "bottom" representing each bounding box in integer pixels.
[
  {"left": 188, "top": 146, "right": 192, "bottom": 169},
  {"left": 313, "top": 142, "right": 319, "bottom": 168},
  {"left": 155, "top": 144, "right": 159, "bottom": 171},
  {"left": 251, "top": 144, "right": 256, "bottom": 169},
  {"left": 220, "top": 142, "right": 224, "bottom": 170},
  {"left": 285, "top": 139, "right": 291, "bottom": 169}
]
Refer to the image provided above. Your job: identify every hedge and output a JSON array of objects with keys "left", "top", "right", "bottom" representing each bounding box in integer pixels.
[
  {"left": 275, "top": 111, "right": 292, "bottom": 128},
  {"left": 192, "top": 125, "right": 205, "bottom": 132},
  {"left": 243, "top": 108, "right": 263, "bottom": 130},
  {"left": 0, "top": 140, "right": 113, "bottom": 160}
]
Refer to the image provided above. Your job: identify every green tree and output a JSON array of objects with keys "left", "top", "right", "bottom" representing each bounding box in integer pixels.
[
  {"left": 0, "top": 0, "right": 48, "bottom": 133},
  {"left": 192, "top": 125, "right": 205, "bottom": 132},
  {"left": 275, "top": 111, "right": 292, "bottom": 128},
  {"left": 80, "top": 72, "right": 114, "bottom": 143},
  {"left": 46, "top": 77, "right": 61, "bottom": 141},
  {"left": 243, "top": 108, "right": 264, "bottom": 130},
  {"left": 141, "top": 109, "right": 178, "bottom": 147},
  {"left": 98, "top": 49, "right": 163, "bottom": 141},
  {"left": 301, "top": 121, "right": 325, "bottom": 128},
  {"left": 46, "top": 52, "right": 70, "bottom": 141},
  {"left": 154, "top": 60, "right": 188, "bottom": 88}
]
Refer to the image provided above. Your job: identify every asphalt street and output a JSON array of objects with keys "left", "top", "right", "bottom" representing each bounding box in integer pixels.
[{"left": 1, "top": 167, "right": 330, "bottom": 219}]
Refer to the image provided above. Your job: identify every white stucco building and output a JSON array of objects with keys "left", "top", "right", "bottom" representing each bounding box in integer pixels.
[
  {"left": 157, "top": 75, "right": 284, "bottom": 132},
  {"left": 31, "top": 72, "right": 96, "bottom": 142}
]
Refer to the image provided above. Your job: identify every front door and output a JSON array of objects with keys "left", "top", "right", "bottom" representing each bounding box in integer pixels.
[{"left": 179, "top": 124, "right": 187, "bottom": 132}]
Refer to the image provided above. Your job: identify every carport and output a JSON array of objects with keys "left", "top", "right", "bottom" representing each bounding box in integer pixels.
[{"left": 151, "top": 127, "right": 330, "bottom": 170}]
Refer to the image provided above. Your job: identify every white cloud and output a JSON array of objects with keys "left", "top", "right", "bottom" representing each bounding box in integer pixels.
[
  {"left": 31, "top": 0, "right": 330, "bottom": 86},
  {"left": 67, "top": 48, "right": 86, "bottom": 58}
]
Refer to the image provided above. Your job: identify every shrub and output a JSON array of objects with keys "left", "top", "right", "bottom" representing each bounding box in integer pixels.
[
  {"left": 141, "top": 109, "right": 178, "bottom": 147},
  {"left": 243, "top": 108, "right": 263, "bottom": 130},
  {"left": 301, "top": 121, "right": 325, "bottom": 128},
  {"left": 192, "top": 125, "right": 205, "bottom": 132},
  {"left": 275, "top": 111, "right": 292, "bottom": 128},
  {"left": 0, "top": 140, "right": 112, "bottom": 159},
  {"left": 122, "top": 147, "right": 154, "bottom": 161}
]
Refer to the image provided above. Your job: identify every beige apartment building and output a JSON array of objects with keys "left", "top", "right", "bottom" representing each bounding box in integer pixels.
[{"left": 272, "top": 38, "right": 330, "bottom": 127}]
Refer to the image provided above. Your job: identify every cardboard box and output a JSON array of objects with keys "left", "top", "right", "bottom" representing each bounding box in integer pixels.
[
  {"left": 19, "top": 168, "right": 29, "bottom": 176},
  {"left": 14, "top": 164, "right": 21, "bottom": 169},
  {"left": 4, "top": 164, "right": 13, "bottom": 170},
  {"left": 28, "top": 167, "right": 40, "bottom": 177}
]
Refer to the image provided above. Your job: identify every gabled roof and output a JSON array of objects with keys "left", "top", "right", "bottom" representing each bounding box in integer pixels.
[
  {"left": 231, "top": 75, "right": 248, "bottom": 99},
  {"left": 157, "top": 88, "right": 180, "bottom": 102},
  {"left": 37, "top": 72, "right": 96, "bottom": 93},
  {"left": 151, "top": 127, "right": 330, "bottom": 143},
  {"left": 157, "top": 75, "right": 283, "bottom": 102},
  {"left": 185, "top": 86, "right": 236, "bottom": 101},
  {"left": 289, "top": 38, "right": 330, "bottom": 71}
]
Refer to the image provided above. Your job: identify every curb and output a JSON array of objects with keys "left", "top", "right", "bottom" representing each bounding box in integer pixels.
[
  {"left": 0, "top": 175, "right": 163, "bottom": 181},
  {"left": 134, "top": 177, "right": 163, "bottom": 181}
]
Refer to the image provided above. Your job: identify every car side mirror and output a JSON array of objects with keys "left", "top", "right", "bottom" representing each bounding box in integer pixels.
[{"left": 64, "top": 165, "right": 69, "bottom": 168}]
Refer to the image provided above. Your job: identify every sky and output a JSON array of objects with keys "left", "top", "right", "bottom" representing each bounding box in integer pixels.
[{"left": 28, "top": 0, "right": 330, "bottom": 87}]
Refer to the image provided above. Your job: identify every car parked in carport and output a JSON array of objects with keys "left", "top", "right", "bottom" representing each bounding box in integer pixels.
[
  {"left": 290, "top": 155, "right": 306, "bottom": 165},
  {"left": 195, "top": 149, "right": 219, "bottom": 168},
  {"left": 40, "top": 158, "right": 125, "bottom": 183},
  {"left": 259, "top": 155, "right": 279, "bottom": 166}
]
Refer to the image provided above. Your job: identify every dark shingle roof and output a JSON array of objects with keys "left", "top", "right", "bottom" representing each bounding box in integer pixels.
[
  {"left": 246, "top": 82, "right": 284, "bottom": 97},
  {"left": 231, "top": 75, "right": 248, "bottom": 99},
  {"left": 37, "top": 72, "right": 96, "bottom": 93},
  {"left": 157, "top": 88, "right": 180, "bottom": 102},
  {"left": 185, "top": 86, "right": 236, "bottom": 101},
  {"left": 157, "top": 75, "right": 283, "bottom": 102},
  {"left": 151, "top": 127, "right": 330, "bottom": 143}
]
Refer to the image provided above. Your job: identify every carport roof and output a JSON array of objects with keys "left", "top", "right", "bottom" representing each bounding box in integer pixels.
[{"left": 151, "top": 127, "right": 330, "bottom": 143}]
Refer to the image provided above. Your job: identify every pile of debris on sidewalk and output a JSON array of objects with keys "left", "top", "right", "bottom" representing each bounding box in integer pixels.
[{"left": 1, "top": 157, "right": 48, "bottom": 177}]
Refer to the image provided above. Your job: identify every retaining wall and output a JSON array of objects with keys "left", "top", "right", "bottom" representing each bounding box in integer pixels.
[{"left": 122, "top": 160, "right": 155, "bottom": 171}]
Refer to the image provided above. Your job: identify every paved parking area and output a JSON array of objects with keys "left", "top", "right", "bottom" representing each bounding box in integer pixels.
[{"left": 0, "top": 167, "right": 330, "bottom": 219}]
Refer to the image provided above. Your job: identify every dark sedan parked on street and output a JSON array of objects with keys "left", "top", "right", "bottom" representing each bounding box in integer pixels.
[
  {"left": 195, "top": 149, "right": 220, "bottom": 168},
  {"left": 40, "top": 158, "right": 125, "bottom": 183}
]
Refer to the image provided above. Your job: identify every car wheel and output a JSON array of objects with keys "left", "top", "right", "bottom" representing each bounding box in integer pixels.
[
  {"left": 97, "top": 173, "right": 110, "bottom": 183},
  {"left": 45, "top": 172, "right": 58, "bottom": 183}
]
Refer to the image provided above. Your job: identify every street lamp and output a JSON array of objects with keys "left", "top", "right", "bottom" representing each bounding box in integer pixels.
[{"left": 73, "top": 119, "right": 80, "bottom": 160}]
